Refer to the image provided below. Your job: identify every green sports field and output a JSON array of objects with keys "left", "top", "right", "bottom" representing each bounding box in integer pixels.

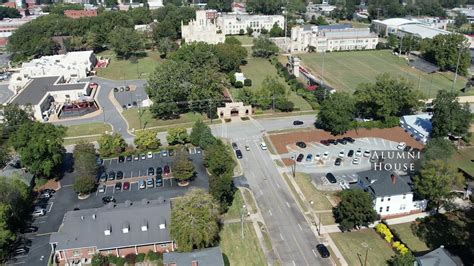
[{"left": 297, "top": 50, "right": 468, "bottom": 97}]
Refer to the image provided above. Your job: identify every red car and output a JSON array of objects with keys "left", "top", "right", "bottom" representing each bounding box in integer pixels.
[
  {"left": 164, "top": 165, "right": 171, "bottom": 176},
  {"left": 123, "top": 182, "right": 130, "bottom": 190}
]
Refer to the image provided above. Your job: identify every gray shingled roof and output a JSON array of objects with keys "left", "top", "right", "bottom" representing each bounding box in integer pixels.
[
  {"left": 416, "top": 247, "right": 463, "bottom": 266},
  {"left": 355, "top": 170, "right": 413, "bottom": 197},
  {"left": 50, "top": 198, "right": 172, "bottom": 251},
  {"left": 163, "top": 247, "right": 225, "bottom": 266},
  {"left": 11, "top": 76, "right": 88, "bottom": 105}
]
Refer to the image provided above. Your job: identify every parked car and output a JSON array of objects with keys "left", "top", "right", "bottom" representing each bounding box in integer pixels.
[
  {"left": 126, "top": 155, "right": 132, "bottom": 161},
  {"left": 337, "top": 138, "right": 348, "bottom": 145},
  {"left": 148, "top": 167, "right": 155, "bottom": 176},
  {"left": 98, "top": 185, "right": 106, "bottom": 193},
  {"left": 363, "top": 150, "right": 371, "bottom": 157},
  {"left": 348, "top": 150, "right": 354, "bottom": 157},
  {"left": 108, "top": 171, "right": 115, "bottom": 181},
  {"left": 102, "top": 196, "right": 116, "bottom": 204},
  {"left": 141, "top": 154, "right": 146, "bottom": 160},
  {"left": 296, "top": 153, "right": 304, "bottom": 162},
  {"left": 163, "top": 165, "right": 171, "bottom": 176},
  {"left": 322, "top": 152, "right": 329, "bottom": 160},
  {"left": 352, "top": 158, "right": 359, "bottom": 165},
  {"left": 296, "top": 141, "right": 307, "bottom": 148},
  {"left": 147, "top": 177, "right": 154, "bottom": 188},
  {"left": 315, "top": 153, "right": 321, "bottom": 161},
  {"left": 20, "top": 226, "right": 38, "bottom": 234},
  {"left": 161, "top": 150, "right": 168, "bottom": 157},
  {"left": 156, "top": 175, "right": 163, "bottom": 187},
  {"left": 99, "top": 173, "right": 107, "bottom": 182},
  {"left": 42, "top": 188, "right": 56, "bottom": 194},
  {"left": 115, "top": 182, "right": 122, "bottom": 191},
  {"left": 232, "top": 142, "right": 238, "bottom": 150},
  {"left": 236, "top": 149, "right": 243, "bottom": 159},
  {"left": 116, "top": 171, "right": 124, "bottom": 180},
  {"left": 39, "top": 191, "right": 52, "bottom": 199},
  {"left": 355, "top": 149, "right": 362, "bottom": 157},
  {"left": 156, "top": 167, "right": 163, "bottom": 175},
  {"left": 245, "top": 145, "right": 250, "bottom": 151},
  {"left": 147, "top": 151, "right": 153, "bottom": 158},
  {"left": 320, "top": 140, "right": 330, "bottom": 146},
  {"left": 96, "top": 157, "right": 103, "bottom": 165},
  {"left": 316, "top": 244, "right": 330, "bottom": 258},
  {"left": 305, "top": 154, "right": 313, "bottom": 162},
  {"left": 326, "top": 173, "right": 337, "bottom": 184},
  {"left": 328, "top": 139, "right": 337, "bottom": 145},
  {"left": 13, "top": 247, "right": 29, "bottom": 257},
  {"left": 32, "top": 208, "right": 46, "bottom": 217},
  {"left": 334, "top": 158, "right": 342, "bottom": 166},
  {"left": 404, "top": 145, "right": 412, "bottom": 152},
  {"left": 343, "top": 137, "right": 355, "bottom": 143},
  {"left": 123, "top": 182, "right": 130, "bottom": 190},
  {"left": 397, "top": 142, "right": 406, "bottom": 150},
  {"left": 169, "top": 149, "right": 174, "bottom": 156},
  {"left": 118, "top": 156, "right": 125, "bottom": 163},
  {"left": 293, "top": 120, "right": 304, "bottom": 125},
  {"left": 338, "top": 151, "right": 345, "bottom": 158},
  {"left": 139, "top": 180, "right": 146, "bottom": 189},
  {"left": 260, "top": 142, "right": 268, "bottom": 150},
  {"left": 134, "top": 154, "right": 140, "bottom": 161}
]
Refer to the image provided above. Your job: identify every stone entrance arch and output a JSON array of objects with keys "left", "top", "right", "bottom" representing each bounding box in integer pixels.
[{"left": 217, "top": 102, "right": 252, "bottom": 119}]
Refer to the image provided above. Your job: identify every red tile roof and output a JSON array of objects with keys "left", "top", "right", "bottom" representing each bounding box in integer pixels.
[{"left": 64, "top": 9, "right": 97, "bottom": 19}]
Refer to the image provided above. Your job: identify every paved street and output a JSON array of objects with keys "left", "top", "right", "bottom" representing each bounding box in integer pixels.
[
  {"left": 0, "top": 83, "right": 13, "bottom": 103},
  {"left": 212, "top": 116, "right": 331, "bottom": 266}
]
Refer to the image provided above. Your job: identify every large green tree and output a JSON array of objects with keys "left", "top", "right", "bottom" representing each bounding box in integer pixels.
[
  {"left": 334, "top": 189, "right": 378, "bottom": 231},
  {"left": 246, "top": 0, "right": 284, "bottom": 14},
  {"left": 389, "top": 252, "right": 416, "bottom": 266},
  {"left": 98, "top": 133, "right": 127, "bottom": 157},
  {"left": 252, "top": 36, "right": 279, "bottom": 58},
  {"left": 107, "top": 27, "right": 144, "bottom": 59},
  {"left": 74, "top": 176, "right": 96, "bottom": 195},
  {"left": 414, "top": 160, "right": 464, "bottom": 212},
  {"left": 256, "top": 76, "right": 288, "bottom": 109},
  {"left": 269, "top": 22, "right": 284, "bottom": 37},
  {"left": 431, "top": 90, "right": 471, "bottom": 138},
  {"left": 422, "top": 137, "right": 456, "bottom": 164},
  {"left": 134, "top": 130, "right": 160, "bottom": 151},
  {"left": 9, "top": 122, "right": 65, "bottom": 178},
  {"left": 173, "top": 151, "right": 195, "bottom": 182},
  {"left": 214, "top": 43, "right": 247, "bottom": 73},
  {"left": 1, "top": 104, "right": 32, "bottom": 138},
  {"left": 317, "top": 92, "right": 356, "bottom": 135},
  {"left": 421, "top": 34, "right": 470, "bottom": 75},
  {"left": 73, "top": 141, "right": 98, "bottom": 178},
  {"left": 190, "top": 120, "right": 207, "bottom": 147},
  {"left": 166, "top": 127, "right": 189, "bottom": 145},
  {"left": 170, "top": 189, "right": 220, "bottom": 252}
]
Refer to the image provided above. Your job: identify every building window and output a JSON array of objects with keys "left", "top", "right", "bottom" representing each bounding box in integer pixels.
[
  {"left": 386, "top": 206, "right": 390, "bottom": 212},
  {"left": 160, "top": 243, "right": 169, "bottom": 248},
  {"left": 387, "top": 197, "right": 391, "bottom": 201},
  {"left": 379, "top": 207, "right": 383, "bottom": 213}
]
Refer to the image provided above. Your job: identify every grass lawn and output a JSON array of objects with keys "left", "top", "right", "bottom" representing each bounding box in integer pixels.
[
  {"left": 449, "top": 147, "right": 474, "bottom": 177},
  {"left": 239, "top": 57, "right": 313, "bottom": 111},
  {"left": 338, "top": 19, "right": 371, "bottom": 28},
  {"left": 63, "top": 136, "right": 100, "bottom": 146},
  {"left": 220, "top": 223, "right": 267, "bottom": 266},
  {"left": 390, "top": 223, "right": 429, "bottom": 253},
  {"left": 224, "top": 190, "right": 245, "bottom": 220},
  {"left": 294, "top": 173, "right": 337, "bottom": 211},
  {"left": 318, "top": 212, "right": 336, "bottom": 225},
  {"left": 242, "top": 189, "right": 258, "bottom": 214},
  {"left": 282, "top": 173, "right": 308, "bottom": 212},
  {"left": 330, "top": 229, "right": 395, "bottom": 266},
  {"left": 122, "top": 108, "right": 209, "bottom": 130},
  {"left": 65, "top": 122, "right": 112, "bottom": 138},
  {"left": 96, "top": 50, "right": 162, "bottom": 80},
  {"left": 232, "top": 35, "right": 254, "bottom": 46},
  {"left": 298, "top": 50, "right": 468, "bottom": 96}
]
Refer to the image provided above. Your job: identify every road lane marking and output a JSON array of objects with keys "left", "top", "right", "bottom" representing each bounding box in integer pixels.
[
  {"left": 280, "top": 233, "right": 284, "bottom": 240},
  {"left": 286, "top": 202, "right": 290, "bottom": 208},
  {"left": 312, "top": 249, "right": 318, "bottom": 258},
  {"left": 276, "top": 183, "right": 280, "bottom": 188},
  {"left": 47, "top": 202, "right": 54, "bottom": 213},
  {"left": 298, "top": 223, "right": 302, "bottom": 231},
  {"left": 292, "top": 261, "right": 296, "bottom": 266},
  {"left": 269, "top": 210, "right": 272, "bottom": 216},
  {"left": 33, "top": 221, "right": 45, "bottom": 224},
  {"left": 36, "top": 232, "right": 53, "bottom": 237}
]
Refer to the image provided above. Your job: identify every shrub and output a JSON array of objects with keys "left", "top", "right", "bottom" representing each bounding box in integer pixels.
[
  {"left": 124, "top": 253, "right": 136, "bottom": 264},
  {"left": 91, "top": 253, "right": 108, "bottom": 266},
  {"left": 275, "top": 99, "right": 294, "bottom": 112},
  {"left": 234, "top": 81, "right": 243, "bottom": 88},
  {"left": 244, "top": 78, "right": 252, "bottom": 86},
  {"left": 288, "top": 74, "right": 296, "bottom": 80},
  {"left": 136, "top": 253, "right": 145, "bottom": 262},
  {"left": 146, "top": 251, "right": 162, "bottom": 261},
  {"left": 224, "top": 118, "right": 231, "bottom": 123},
  {"left": 115, "top": 257, "right": 125, "bottom": 266},
  {"left": 107, "top": 255, "right": 118, "bottom": 264}
]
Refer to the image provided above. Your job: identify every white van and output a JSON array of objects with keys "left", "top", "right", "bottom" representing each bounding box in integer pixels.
[{"left": 260, "top": 142, "right": 268, "bottom": 150}]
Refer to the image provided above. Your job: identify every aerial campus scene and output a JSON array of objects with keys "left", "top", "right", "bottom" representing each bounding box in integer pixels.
[{"left": 0, "top": 0, "right": 473, "bottom": 266}]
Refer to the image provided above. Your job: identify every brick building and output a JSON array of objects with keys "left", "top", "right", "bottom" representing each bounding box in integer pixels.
[
  {"left": 64, "top": 9, "right": 97, "bottom": 19},
  {"left": 49, "top": 198, "right": 174, "bottom": 265}
]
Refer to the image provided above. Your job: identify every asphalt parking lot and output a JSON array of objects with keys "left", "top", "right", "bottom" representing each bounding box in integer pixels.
[{"left": 113, "top": 85, "right": 147, "bottom": 109}]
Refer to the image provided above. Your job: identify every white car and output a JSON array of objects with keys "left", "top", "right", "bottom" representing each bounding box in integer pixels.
[
  {"left": 338, "top": 151, "right": 345, "bottom": 158},
  {"left": 352, "top": 158, "right": 360, "bottom": 165},
  {"left": 355, "top": 149, "right": 362, "bottom": 157},
  {"left": 315, "top": 153, "right": 321, "bottom": 161},
  {"left": 363, "top": 150, "right": 371, "bottom": 157},
  {"left": 139, "top": 180, "right": 146, "bottom": 189},
  {"left": 260, "top": 142, "right": 267, "bottom": 150},
  {"left": 32, "top": 208, "right": 46, "bottom": 217},
  {"left": 147, "top": 151, "right": 153, "bottom": 159},
  {"left": 322, "top": 152, "right": 329, "bottom": 160},
  {"left": 98, "top": 185, "right": 106, "bottom": 193},
  {"left": 397, "top": 142, "right": 406, "bottom": 150}
]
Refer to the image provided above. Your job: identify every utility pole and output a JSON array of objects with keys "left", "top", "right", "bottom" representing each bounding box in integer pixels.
[
  {"left": 364, "top": 246, "right": 369, "bottom": 266},
  {"left": 452, "top": 43, "right": 465, "bottom": 92},
  {"left": 137, "top": 95, "right": 142, "bottom": 129},
  {"left": 283, "top": 0, "right": 289, "bottom": 53},
  {"left": 321, "top": 51, "right": 325, "bottom": 87}
]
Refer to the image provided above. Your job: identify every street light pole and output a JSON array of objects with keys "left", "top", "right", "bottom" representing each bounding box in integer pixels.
[
  {"left": 452, "top": 43, "right": 465, "bottom": 92},
  {"left": 321, "top": 51, "right": 325, "bottom": 87}
]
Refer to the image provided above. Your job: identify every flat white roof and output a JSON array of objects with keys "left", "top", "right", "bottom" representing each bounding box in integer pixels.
[
  {"left": 373, "top": 18, "right": 423, "bottom": 27},
  {"left": 398, "top": 24, "right": 451, "bottom": 39},
  {"left": 401, "top": 113, "right": 432, "bottom": 138}
]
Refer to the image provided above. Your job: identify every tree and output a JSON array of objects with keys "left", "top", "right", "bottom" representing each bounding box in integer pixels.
[
  {"left": 73, "top": 141, "right": 98, "bottom": 178},
  {"left": 9, "top": 122, "right": 65, "bottom": 178},
  {"left": 0, "top": 6, "right": 21, "bottom": 19},
  {"left": 252, "top": 36, "right": 279, "bottom": 58},
  {"left": 389, "top": 252, "right": 415, "bottom": 266},
  {"left": 421, "top": 34, "right": 470, "bottom": 75},
  {"left": 317, "top": 92, "right": 356, "bottom": 135},
  {"left": 190, "top": 120, "right": 207, "bottom": 146},
  {"left": 422, "top": 137, "right": 456, "bottom": 163},
  {"left": 206, "top": 0, "right": 232, "bottom": 12},
  {"left": 354, "top": 73, "right": 422, "bottom": 121},
  {"left": 257, "top": 77, "right": 287, "bottom": 109},
  {"left": 431, "top": 90, "right": 471, "bottom": 138},
  {"left": 170, "top": 189, "right": 220, "bottom": 252},
  {"left": 98, "top": 133, "right": 127, "bottom": 157},
  {"left": 246, "top": 0, "right": 284, "bottom": 15},
  {"left": 134, "top": 130, "right": 160, "bottom": 151},
  {"left": 166, "top": 127, "right": 189, "bottom": 145},
  {"left": 387, "top": 34, "right": 399, "bottom": 49},
  {"left": 455, "top": 12, "right": 468, "bottom": 27},
  {"left": 173, "top": 151, "right": 195, "bottom": 181},
  {"left": 74, "top": 176, "right": 96, "bottom": 195},
  {"left": 269, "top": 22, "right": 284, "bottom": 37},
  {"left": 414, "top": 160, "right": 464, "bottom": 213},
  {"left": 1, "top": 104, "right": 32, "bottom": 138},
  {"left": 225, "top": 36, "right": 242, "bottom": 45},
  {"left": 108, "top": 27, "right": 144, "bottom": 59},
  {"left": 246, "top": 26, "right": 254, "bottom": 36},
  {"left": 334, "top": 189, "right": 378, "bottom": 231},
  {"left": 91, "top": 253, "right": 109, "bottom": 266},
  {"left": 214, "top": 43, "right": 247, "bottom": 72},
  {"left": 156, "top": 37, "right": 178, "bottom": 58}
]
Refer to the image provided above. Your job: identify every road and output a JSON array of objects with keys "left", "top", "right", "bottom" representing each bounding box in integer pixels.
[
  {"left": 212, "top": 115, "right": 331, "bottom": 266},
  {"left": 52, "top": 77, "right": 147, "bottom": 140}
]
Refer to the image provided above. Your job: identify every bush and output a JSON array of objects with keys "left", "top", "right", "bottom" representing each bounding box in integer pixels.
[
  {"left": 107, "top": 255, "right": 118, "bottom": 264},
  {"left": 244, "top": 78, "right": 252, "bottom": 86},
  {"left": 124, "top": 253, "right": 136, "bottom": 264},
  {"left": 224, "top": 118, "right": 231, "bottom": 123},
  {"left": 275, "top": 99, "right": 294, "bottom": 112},
  {"left": 146, "top": 251, "right": 162, "bottom": 261},
  {"left": 234, "top": 81, "right": 243, "bottom": 88},
  {"left": 136, "top": 253, "right": 146, "bottom": 262},
  {"left": 228, "top": 72, "right": 236, "bottom": 86},
  {"left": 288, "top": 74, "right": 296, "bottom": 80},
  {"left": 91, "top": 253, "right": 108, "bottom": 266}
]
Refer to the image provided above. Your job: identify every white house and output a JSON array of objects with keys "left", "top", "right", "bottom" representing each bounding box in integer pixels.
[
  {"left": 234, "top": 73, "right": 246, "bottom": 83},
  {"left": 400, "top": 114, "right": 432, "bottom": 145},
  {"left": 356, "top": 170, "right": 427, "bottom": 218},
  {"left": 181, "top": 10, "right": 225, "bottom": 44},
  {"left": 290, "top": 24, "right": 378, "bottom": 53},
  {"left": 216, "top": 13, "right": 284, "bottom": 35}
]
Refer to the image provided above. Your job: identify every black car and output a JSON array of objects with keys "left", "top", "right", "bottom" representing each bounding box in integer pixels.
[
  {"left": 316, "top": 244, "right": 330, "bottom": 258},
  {"left": 118, "top": 156, "right": 125, "bottom": 163},
  {"left": 320, "top": 140, "right": 330, "bottom": 146},
  {"left": 337, "top": 138, "right": 348, "bottom": 145},
  {"left": 343, "top": 137, "right": 355, "bottom": 143},
  {"left": 404, "top": 145, "right": 412, "bottom": 152},
  {"left": 115, "top": 182, "right": 122, "bottom": 191},
  {"left": 156, "top": 175, "right": 163, "bottom": 187},
  {"left": 116, "top": 171, "right": 124, "bottom": 179},
  {"left": 296, "top": 153, "right": 304, "bottom": 162},
  {"left": 232, "top": 142, "right": 238, "bottom": 150},
  {"left": 326, "top": 173, "right": 337, "bottom": 183},
  {"left": 296, "top": 141, "right": 307, "bottom": 148},
  {"left": 169, "top": 150, "right": 174, "bottom": 156},
  {"left": 334, "top": 158, "right": 342, "bottom": 166},
  {"left": 236, "top": 149, "right": 243, "bottom": 159},
  {"left": 41, "top": 188, "right": 56, "bottom": 195},
  {"left": 102, "top": 196, "right": 116, "bottom": 204},
  {"left": 20, "top": 226, "right": 38, "bottom": 234},
  {"left": 108, "top": 171, "right": 116, "bottom": 181},
  {"left": 13, "top": 247, "right": 29, "bottom": 257},
  {"left": 126, "top": 155, "right": 132, "bottom": 161},
  {"left": 156, "top": 167, "right": 163, "bottom": 175},
  {"left": 293, "top": 120, "right": 304, "bottom": 125},
  {"left": 348, "top": 150, "right": 354, "bottom": 157},
  {"left": 148, "top": 167, "right": 155, "bottom": 176},
  {"left": 328, "top": 139, "right": 337, "bottom": 145}
]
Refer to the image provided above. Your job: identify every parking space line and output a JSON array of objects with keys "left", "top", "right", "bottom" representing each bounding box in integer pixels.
[{"left": 47, "top": 202, "right": 54, "bottom": 213}]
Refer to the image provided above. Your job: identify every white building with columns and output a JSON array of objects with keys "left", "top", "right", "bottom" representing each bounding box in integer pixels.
[
  {"left": 216, "top": 13, "right": 284, "bottom": 35},
  {"left": 181, "top": 10, "right": 225, "bottom": 44}
]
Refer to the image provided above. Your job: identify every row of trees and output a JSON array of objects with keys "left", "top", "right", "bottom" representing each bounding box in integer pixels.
[
  {"left": 73, "top": 142, "right": 99, "bottom": 195},
  {"left": 237, "top": 77, "right": 294, "bottom": 112}
]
